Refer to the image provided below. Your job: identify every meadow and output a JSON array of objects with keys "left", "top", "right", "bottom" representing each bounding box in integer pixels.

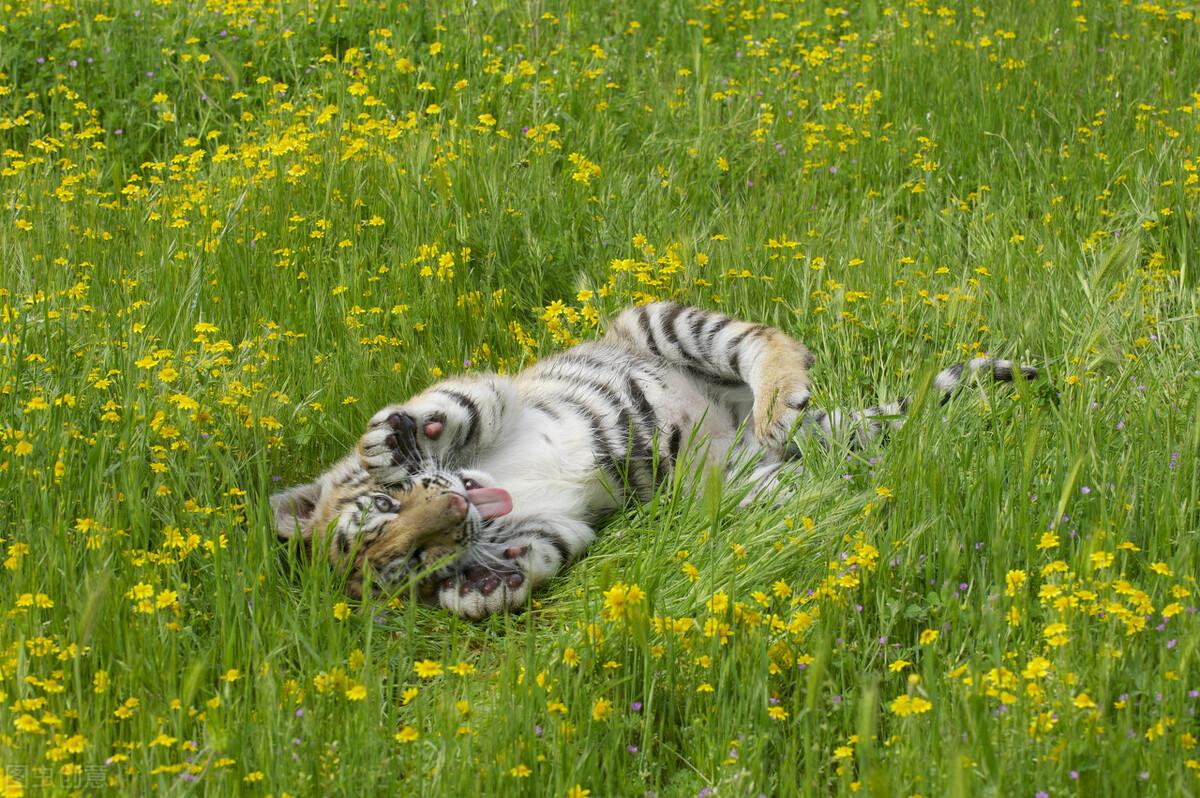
[{"left": 2, "top": 0, "right": 1199, "bottom": 795}]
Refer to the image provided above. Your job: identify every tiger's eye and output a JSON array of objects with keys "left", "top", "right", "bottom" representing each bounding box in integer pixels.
[
  {"left": 462, "top": 477, "right": 480, "bottom": 490},
  {"left": 373, "top": 495, "right": 395, "bottom": 513}
]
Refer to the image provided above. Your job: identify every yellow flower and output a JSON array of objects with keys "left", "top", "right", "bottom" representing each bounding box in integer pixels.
[
  {"left": 706, "top": 591, "right": 729, "bottom": 614},
  {"left": 1036, "top": 532, "right": 1059, "bottom": 550},
  {"left": 1073, "top": 693, "right": 1097, "bottom": 709},
  {"left": 400, "top": 687, "right": 419, "bottom": 705},
  {"left": 567, "top": 152, "right": 602, "bottom": 185},
  {"left": 889, "top": 695, "right": 932, "bottom": 717},
  {"left": 562, "top": 647, "right": 580, "bottom": 667},
  {"left": 223, "top": 669, "right": 241, "bottom": 683},
  {"left": 889, "top": 659, "right": 911, "bottom": 672},
  {"left": 567, "top": 786, "right": 591, "bottom": 798},
  {"left": 919, "top": 629, "right": 940, "bottom": 645},
  {"left": 413, "top": 660, "right": 443, "bottom": 678},
  {"left": 449, "top": 662, "right": 476, "bottom": 676},
  {"left": 345, "top": 684, "right": 367, "bottom": 701},
  {"left": 591, "top": 698, "right": 612, "bottom": 722},
  {"left": 1043, "top": 623, "right": 1069, "bottom": 647},
  {"left": 333, "top": 602, "right": 350, "bottom": 620},
  {"left": 510, "top": 764, "right": 532, "bottom": 778},
  {"left": 601, "top": 582, "right": 645, "bottom": 621},
  {"left": 14, "top": 714, "right": 41, "bottom": 733},
  {"left": 395, "top": 726, "right": 419, "bottom": 743},
  {"left": 1, "top": 767, "right": 24, "bottom": 795},
  {"left": 767, "top": 705, "right": 789, "bottom": 721},
  {"left": 1022, "top": 657, "right": 1051, "bottom": 680},
  {"left": 1004, "top": 569, "right": 1027, "bottom": 596}
]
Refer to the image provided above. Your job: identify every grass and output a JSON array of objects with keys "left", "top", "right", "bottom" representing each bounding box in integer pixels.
[{"left": 1, "top": 0, "right": 1198, "bottom": 795}]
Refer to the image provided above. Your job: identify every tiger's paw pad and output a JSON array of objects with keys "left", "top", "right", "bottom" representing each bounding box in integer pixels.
[
  {"left": 360, "top": 408, "right": 421, "bottom": 471},
  {"left": 438, "top": 560, "right": 530, "bottom": 619},
  {"left": 361, "top": 404, "right": 457, "bottom": 471},
  {"left": 452, "top": 563, "right": 526, "bottom": 596}
]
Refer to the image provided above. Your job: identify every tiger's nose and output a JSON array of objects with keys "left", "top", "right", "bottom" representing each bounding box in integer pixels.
[{"left": 446, "top": 493, "right": 468, "bottom": 517}]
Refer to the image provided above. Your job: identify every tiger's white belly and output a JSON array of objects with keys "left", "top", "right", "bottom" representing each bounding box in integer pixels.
[
  {"left": 471, "top": 369, "right": 743, "bottom": 525},
  {"left": 473, "top": 406, "right": 616, "bottom": 523}
]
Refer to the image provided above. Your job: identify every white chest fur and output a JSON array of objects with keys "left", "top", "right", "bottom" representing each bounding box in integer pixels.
[{"left": 474, "top": 406, "right": 617, "bottom": 522}]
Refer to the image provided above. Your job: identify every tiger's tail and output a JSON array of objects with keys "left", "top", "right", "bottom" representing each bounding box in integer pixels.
[{"left": 796, "top": 357, "right": 1039, "bottom": 452}]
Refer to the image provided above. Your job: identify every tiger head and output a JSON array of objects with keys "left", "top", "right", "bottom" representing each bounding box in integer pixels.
[{"left": 270, "top": 453, "right": 512, "bottom": 598}]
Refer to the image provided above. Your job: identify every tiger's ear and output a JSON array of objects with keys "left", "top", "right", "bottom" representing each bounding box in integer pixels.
[{"left": 270, "top": 480, "right": 323, "bottom": 540}]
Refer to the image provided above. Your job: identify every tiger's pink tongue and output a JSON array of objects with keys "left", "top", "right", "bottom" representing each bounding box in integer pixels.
[{"left": 466, "top": 487, "right": 513, "bottom": 519}]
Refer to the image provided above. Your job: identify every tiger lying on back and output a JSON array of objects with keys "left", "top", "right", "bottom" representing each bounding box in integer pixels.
[{"left": 271, "top": 302, "right": 1036, "bottom": 618}]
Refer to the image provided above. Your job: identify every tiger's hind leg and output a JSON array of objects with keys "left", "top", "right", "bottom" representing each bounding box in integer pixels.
[{"left": 605, "top": 302, "right": 813, "bottom": 460}]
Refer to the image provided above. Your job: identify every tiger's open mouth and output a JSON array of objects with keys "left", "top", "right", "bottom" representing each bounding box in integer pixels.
[{"left": 411, "top": 485, "right": 513, "bottom": 595}]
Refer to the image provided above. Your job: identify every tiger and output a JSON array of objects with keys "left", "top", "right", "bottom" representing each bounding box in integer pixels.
[{"left": 271, "top": 302, "right": 1036, "bottom": 618}]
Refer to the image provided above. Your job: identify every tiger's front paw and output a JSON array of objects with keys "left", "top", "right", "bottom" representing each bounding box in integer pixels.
[
  {"left": 436, "top": 547, "right": 530, "bottom": 619},
  {"left": 359, "top": 406, "right": 424, "bottom": 477},
  {"left": 360, "top": 401, "right": 458, "bottom": 475}
]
